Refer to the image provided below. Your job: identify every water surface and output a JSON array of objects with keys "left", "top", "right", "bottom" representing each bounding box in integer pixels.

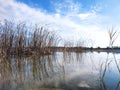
[{"left": 0, "top": 52, "right": 120, "bottom": 90}]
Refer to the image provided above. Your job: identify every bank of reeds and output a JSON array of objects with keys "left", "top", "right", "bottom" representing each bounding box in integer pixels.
[
  {"left": 0, "top": 20, "right": 61, "bottom": 57},
  {"left": 63, "top": 39, "right": 85, "bottom": 52}
]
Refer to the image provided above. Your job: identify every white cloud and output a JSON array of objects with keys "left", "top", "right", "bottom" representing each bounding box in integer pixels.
[
  {"left": 52, "top": 0, "right": 82, "bottom": 15},
  {"left": 0, "top": 0, "right": 120, "bottom": 47},
  {"left": 78, "top": 13, "right": 91, "bottom": 20}
]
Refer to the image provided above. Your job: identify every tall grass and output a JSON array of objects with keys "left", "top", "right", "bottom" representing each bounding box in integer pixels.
[
  {"left": 108, "top": 27, "right": 119, "bottom": 47},
  {"left": 100, "top": 27, "right": 120, "bottom": 80},
  {"left": 108, "top": 27, "right": 120, "bottom": 73},
  {"left": 63, "top": 39, "right": 85, "bottom": 53},
  {"left": 0, "top": 20, "right": 60, "bottom": 57}
]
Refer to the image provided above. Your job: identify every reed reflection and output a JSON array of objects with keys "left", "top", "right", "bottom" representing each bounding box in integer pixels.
[
  {"left": 0, "top": 52, "right": 85, "bottom": 90},
  {"left": 0, "top": 56, "right": 55, "bottom": 89},
  {"left": 99, "top": 52, "right": 120, "bottom": 90},
  {"left": 0, "top": 52, "right": 120, "bottom": 90}
]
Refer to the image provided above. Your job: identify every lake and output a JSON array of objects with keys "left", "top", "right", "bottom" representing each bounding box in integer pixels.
[{"left": 0, "top": 52, "right": 120, "bottom": 90}]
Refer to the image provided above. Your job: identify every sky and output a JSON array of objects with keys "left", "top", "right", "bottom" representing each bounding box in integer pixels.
[{"left": 0, "top": 0, "right": 120, "bottom": 47}]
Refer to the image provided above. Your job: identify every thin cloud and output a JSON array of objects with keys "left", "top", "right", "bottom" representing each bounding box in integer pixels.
[{"left": 52, "top": 0, "right": 82, "bottom": 15}]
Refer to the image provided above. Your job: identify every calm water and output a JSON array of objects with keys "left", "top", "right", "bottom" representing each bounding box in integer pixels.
[{"left": 0, "top": 52, "right": 120, "bottom": 90}]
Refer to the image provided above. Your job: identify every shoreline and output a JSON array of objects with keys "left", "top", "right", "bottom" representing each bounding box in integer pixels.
[{"left": 0, "top": 46, "right": 120, "bottom": 57}]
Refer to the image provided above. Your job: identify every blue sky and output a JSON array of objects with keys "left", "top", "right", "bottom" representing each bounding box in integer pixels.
[
  {"left": 16, "top": 0, "right": 97, "bottom": 13},
  {"left": 0, "top": 0, "right": 120, "bottom": 47}
]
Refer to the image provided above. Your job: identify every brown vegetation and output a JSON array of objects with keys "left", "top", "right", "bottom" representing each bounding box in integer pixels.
[{"left": 0, "top": 20, "right": 61, "bottom": 57}]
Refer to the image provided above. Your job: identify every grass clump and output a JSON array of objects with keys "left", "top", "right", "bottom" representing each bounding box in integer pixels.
[{"left": 0, "top": 20, "right": 61, "bottom": 57}]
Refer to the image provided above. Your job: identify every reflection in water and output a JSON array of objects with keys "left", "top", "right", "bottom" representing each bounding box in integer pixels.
[
  {"left": 99, "top": 52, "right": 120, "bottom": 90},
  {"left": 0, "top": 52, "right": 120, "bottom": 90}
]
